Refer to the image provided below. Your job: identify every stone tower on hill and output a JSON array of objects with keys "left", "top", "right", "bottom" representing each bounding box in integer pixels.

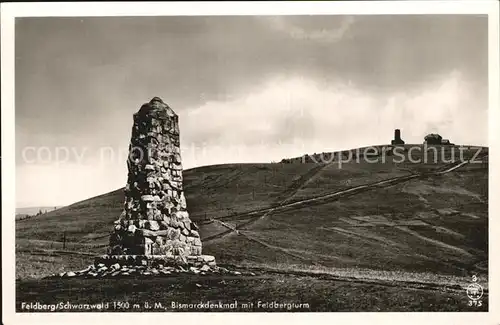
[
  {"left": 391, "top": 129, "right": 405, "bottom": 145},
  {"left": 107, "top": 97, "right": 203, "bottom": 257}
]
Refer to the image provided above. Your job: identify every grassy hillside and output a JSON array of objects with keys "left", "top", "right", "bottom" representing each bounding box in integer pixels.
[
  {"left": 15, "top": 145, "right": 489, "bottom": 311},
  {"left": 16, "top": 146, "right": 488, "bottom": 282}
]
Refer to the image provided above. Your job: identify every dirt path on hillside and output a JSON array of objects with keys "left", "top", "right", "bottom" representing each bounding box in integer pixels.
[
  {"left": 238, "top": 164, "right": 331, "bottom": 231},
  {"left": 274, "top": 163, "right": 329, "bottom": 203},
  {"left": 205, "top": 155, "right": 487, "bottom": 229},
  {"left": 202, "top": 164, "right": 330, "bottom": 241},
  {"left": 202, "top": 155, "right": 488, "bottom": 269}
]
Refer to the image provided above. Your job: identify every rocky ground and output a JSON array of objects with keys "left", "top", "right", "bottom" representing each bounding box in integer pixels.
[
  {"left": 17, "top": 272, "right": 488, "bottom": 312},
  {"left": 49, "top": 262, "right": 253, "bottom": 279}
]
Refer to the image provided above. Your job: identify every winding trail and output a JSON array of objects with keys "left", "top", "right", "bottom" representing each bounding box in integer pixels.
[
  {"left": 203, "top": 164, "right": 330, "bottom": 242},
  {"left": 207, "top": 156, "right": 486, "bottom": 226},
  {"left": 203, "top": 155, "right": 488, "bottom": 250}
]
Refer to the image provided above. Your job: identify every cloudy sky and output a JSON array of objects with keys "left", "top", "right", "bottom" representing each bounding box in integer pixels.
[{"left": 15, "top": 15, "right": 488, "bottom": 208}]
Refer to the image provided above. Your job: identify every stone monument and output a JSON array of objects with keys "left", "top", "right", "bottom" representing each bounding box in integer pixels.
[
  {"left": 97, "top": 97, "right": 215, "bottom": 267},
  {"left": 48, "top": 97, "right": 256, "bottom": 278}
]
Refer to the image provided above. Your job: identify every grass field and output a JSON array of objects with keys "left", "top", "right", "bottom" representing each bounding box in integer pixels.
[
  {"left": 16, "top": 273, "right": 487, "bottom": 312},
  {"left": 15, "top": 145, "right": 489, "bottom": 311}
]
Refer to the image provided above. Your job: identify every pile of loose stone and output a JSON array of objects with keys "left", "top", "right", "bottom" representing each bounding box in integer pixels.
[
  {"left": 50, "top": 264, "right": 249, "bottom": 278},
  {"left": 48, "top": 255, "right": 254, "bottom": 278}
]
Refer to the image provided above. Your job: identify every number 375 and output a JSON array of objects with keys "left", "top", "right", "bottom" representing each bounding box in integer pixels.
[{"left": 468, "top": 300, "right": 482, "bottom": 307}]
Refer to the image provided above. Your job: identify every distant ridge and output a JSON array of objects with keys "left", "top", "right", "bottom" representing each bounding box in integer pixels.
[
  {"left": 280, "top": 144, "right": 488, "bottom": 164},
  {"left": 16, "top": 206, "right": 63, "bottom": 215}
]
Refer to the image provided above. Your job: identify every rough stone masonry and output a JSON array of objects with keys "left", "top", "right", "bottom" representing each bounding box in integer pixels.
[
  {"left": 105, "top": 97, "right": 207, "bottom": 261},
  {"left": 48, "top": 97, "right": 260, "bottom": 278}
]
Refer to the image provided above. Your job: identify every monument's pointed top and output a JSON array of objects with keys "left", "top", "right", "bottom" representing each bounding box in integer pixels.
[
  {"left": 150, "top": 97, "right": 164, "bottom": 104},
  {"left": 137, "top": 96, "right": 177, "bottom": 118}
]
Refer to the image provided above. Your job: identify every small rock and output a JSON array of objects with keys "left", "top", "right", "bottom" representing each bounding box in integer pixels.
[
  {"left": 146, "top": 220, "right": 160, "bottom": 231},
  {"left": 65, "top": 271, "right": 76, "bottom": 277},
  {"left": 121, "top": 272, "right": 130, "bottom": 276},
  {"left": 200, "top": 265, "right": 211, "bottom": 272},
  {"left": 141, "top": 195, "right": 154, "bottom": 202},
  {"left": 84, "top": 266, "right": 94, "bottom": 273},
  {"left": 143, "top": 271, "right": 151, "bottom": 275},
  {"left": 201, "top": 255, "right": 215, "bottom": 263},
  {"left": 232, "top": 271, "right": 242, "bottom": 275},
  {"left": 111, "top": 271, "right": 121, "bottom": 276},
  {"left": 110, "top": 263, "right": 121, "bottom": 270},
  {"left": 195, "top": 283, "right": 202, "bottom": 288}
]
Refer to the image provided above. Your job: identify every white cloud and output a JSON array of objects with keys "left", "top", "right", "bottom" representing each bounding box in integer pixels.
[
  {"left": 182, "top": 71, "right": 486, "bottom": 153},
  {"left": 268, "top": 16, "right": 355, "bottom": 43}
]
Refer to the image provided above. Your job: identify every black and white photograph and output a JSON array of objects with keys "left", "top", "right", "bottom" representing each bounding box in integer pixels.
[{"left": 2, "top": 1, "right": 499, "bottom": 323}]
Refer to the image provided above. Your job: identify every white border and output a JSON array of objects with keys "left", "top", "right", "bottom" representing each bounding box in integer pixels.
[{"left": 2, "top": 1, "right": 499, "bottom": 325}]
